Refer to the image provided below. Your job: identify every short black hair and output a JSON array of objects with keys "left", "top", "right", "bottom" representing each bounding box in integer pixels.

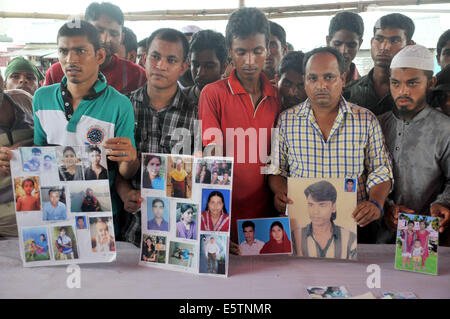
[
  {"left": 328, "top": 11, "right": 364, "bottom": 39},
  {"left": 87, "top": 145, "right": 101, "bottom": 154},
  {"left": 303, "top": 46, "right": 345, "bottom": 75},
  {"left": 31, "top": 147, "right": 42, "bottom": 154},
  {"left": 189, "top": 30, "right": 228, "bottom": 65},
  {"left": 437, "top": 29, "right": 450, "bottom": 57},
  {"left": 304, "top": 180, "right": 337, "bottom": 203},
  {"left": 242, "top": 220, "right": 255, "bottom": 231},
  {"left": 269, "top": 21, "right": 287, "bottom": 46},
  {"left": 147, "top": 28, "right": 190, "bottom": 62},
  {"left": 152, "top": 198, "right": 165, "bottom": 207},
  {"left": 122, "top": 26, "right": 138, "bottom": 54},
  {"left": 374, "top": 13, "right": 415, "bottom": 42},
  {"left": 225, "top": 7, "right": 270, "bottom": 49},
  {"left": 85, "top": 2, "right": 124, "bottom": 26},
  {"left": 138, "top": 37, "right": 148, "bottom": 49},
  {"left": 408, "top": 220, "right": 414, "bottom": 225},
  {"left": 48, "top": 188, "right": 60, "bottom": 196},
  {"left": 21, "top": 178, "right": 35, "bottom": 188},
  {"left": 279, "top": 50, "right": 305, "bottom": 76},
  {"left": 57, "top": 20, "right": 101, "bottom": 52}
]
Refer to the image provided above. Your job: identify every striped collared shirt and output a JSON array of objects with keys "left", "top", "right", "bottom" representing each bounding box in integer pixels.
[{"left": 270, "top": 96, "right": 393, "bottom": 202}]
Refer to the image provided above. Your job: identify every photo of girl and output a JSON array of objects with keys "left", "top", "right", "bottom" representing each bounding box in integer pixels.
[
  {"left": 57, "top": 146, "right": 84, "bottom": 181},
  {"left": 200, "top": 189, "right": 230, "bottom": 232},
  {"left": 142, "top": 154, "right": 165, "bottom": 190},
  {"left": 22, "top": 227, "right": 50, "bottom": 262},
  {"left": 14, "top": 176, "right": 41, "bottom": 212},
  {"left": 259, "top": 221, "right": 292, "bottom": 254}
]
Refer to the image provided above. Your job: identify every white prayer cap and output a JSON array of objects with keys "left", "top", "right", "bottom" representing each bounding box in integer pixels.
[
  {"left": 390, "top": 44, "right": 434, "bottom": 71},
  {"left": 181, "top": 25, "right": 202, "bottom": 35}
]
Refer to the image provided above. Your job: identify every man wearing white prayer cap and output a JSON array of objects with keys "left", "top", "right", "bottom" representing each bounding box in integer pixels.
[
  {"left": 377, "top": 44, "right": 450, "bottom": 247},
  {"left": 181, "top": 25, "right": 202, "bottom": 41}
]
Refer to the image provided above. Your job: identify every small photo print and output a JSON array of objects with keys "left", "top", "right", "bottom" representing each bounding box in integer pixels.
[
  {"left": 382, "top": 292, "right": 417, "bottom": 299},
  {"left": 200, "top": 189, "right": 231, "bottom": 232},
  {"left": 56, "top": 146, "right": 84, "bottom": 181},
  {"left": 89, "top": 217, "right": 116, "bottom": 253},
  {"left": 199, "top": 234, "right": 227, "bottom": 275},
  {"left": 168, "top": 241, "right": 196, "bottom": 268},
  {"left": 69, "top": 181, "right": 112, "bottom": 213},
  {"left": 82, "top": 145, "right": 108, "bottom": 180},
  {"left": 21, "top": 147, "right": 43, "bottom": 172},
  {"left": 141, "top": 234, "right": 167, "bottom": 264},
  {"left": 344, "top": 178, "right": 356, "bottom": 192},
  {"left": 41, "top": 186, "right": 67, "bottom": 221},
  {"left": 237, "top": 217, "right": 292, "bottom": 255},
  {"left": 142, "top": 154, "right": 166, "bottom": 190},
  {"left": 175, "top": 202, "right": 198, "bottom": 240},
  {"left": 22, "top": 226, "right": 51, "bottom": 262},
  {"left": 147, "top": 197, "right": 169, "bottom": 231},
  {"left": 306, "top": 286, "right": 350, "bottom": 299},
  {"left": 194, "top": 159, "right": 232, "bottom": 186},
  {"left": 76, "top": 216, "right": 88, "bottom": 230},
  {"left": 395, "top": 213, "right": 439, "bottom": 275},
  {"left": 51, "top": 225, "right": 79, "bottom": 260},
  {"left": 14, "top": 176, "right": 41, "bottom": 212},
  {"left": 166, "top": 156, "right": 192, "bottom": 199}
]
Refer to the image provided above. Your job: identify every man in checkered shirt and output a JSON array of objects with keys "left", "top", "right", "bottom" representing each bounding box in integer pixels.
[
  {"left": 117, "top": 28, "right": 199, "bottom": 246},
  {"left": 268, "top": 47, "right": 393, "bottom": 244}
]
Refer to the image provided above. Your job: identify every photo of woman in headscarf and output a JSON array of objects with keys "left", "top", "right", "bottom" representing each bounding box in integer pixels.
[
  {"left": 201, "top": 190, "right": 230, "bottom": 232},
  {"left": 58, "top": 146, "right": 84, "bottom": 181},
  {"left": 142, "top": 155, "right": 165, "bottom": 190},
  {"left": 168, "top": 157, "right": 190, "bottom": 198},
  {"left": 259, "top": 221, "right": 292, "bottom": 254}
]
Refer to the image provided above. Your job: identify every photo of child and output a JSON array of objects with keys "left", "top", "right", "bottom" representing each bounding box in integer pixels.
[
  {"left": 141, "top": 234, "right": 166, "bottom": 264},
  {"left": 395, "top": 213, "right": 439, "bottom": 275},
  {"left": 168, "top": 241, "right": 196, "bottom": 269},
  {"left": 306, "top": 286, "right": 350, "bottom": 299},
  {"left": 21, "top": 147, "right": 43, "bottom": 172},
  {"left": 51, "top": 226, "right": 79, "bottom": 261},
  {"left": 14, "top": 176, "right": 41, "bottom": 212},
  {"left": 22, "top": 227, "right": 51, "bottom": 262}
]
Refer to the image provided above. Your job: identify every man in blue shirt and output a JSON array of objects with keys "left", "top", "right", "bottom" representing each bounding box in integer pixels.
[
  {"left": 42, "top": 188, "right": 67, "bottom": 221},
  {"left": 147, "top": 198, "right": 169, "bottom": 231}
]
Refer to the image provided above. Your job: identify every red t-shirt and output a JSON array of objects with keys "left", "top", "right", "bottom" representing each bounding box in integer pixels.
[
  {"left": 199, "top": 69, "right": 281, "bottom": 242},
  {"left": 45, "top": 55, "right": 147, "bottom": 95}
]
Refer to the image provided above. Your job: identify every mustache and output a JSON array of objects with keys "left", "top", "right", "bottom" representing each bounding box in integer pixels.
[{"left": 395, "top": 96, "right": 414, "bottom": 103}]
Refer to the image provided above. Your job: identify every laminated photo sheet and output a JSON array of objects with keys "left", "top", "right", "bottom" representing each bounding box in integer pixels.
[
  {"left": 11, "top": 146, "right": 116, "bottom": 267},
  {"left": 139, "top": 154, "right": 233, "bottom": 277},
  {"left": 288, "top": 177, "right": 358, "bottom": 261}
]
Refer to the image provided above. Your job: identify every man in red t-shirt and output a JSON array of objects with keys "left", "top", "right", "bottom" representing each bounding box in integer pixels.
[
  {"left": 45, "top": 2, "right": 146, "bottom": 94},
  {"left": 199, "top": 8, "right": 281, "bottom": 251}
]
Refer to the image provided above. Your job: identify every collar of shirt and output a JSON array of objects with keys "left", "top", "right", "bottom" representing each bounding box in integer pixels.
[
  {"left": 392, "top": 104, "right": 433, "bottom": 123},
  {"left": 305, "top": 221, "right": 340, "bottom": 240},
  {"left": 295, "top": 96, "right": 355, "bottom": 121},
  {"left": 134, "top": 83, "right": 183, "bottom": 113},
  {"left": 227, "top": 68, "right": 278, "bottom": 98}
]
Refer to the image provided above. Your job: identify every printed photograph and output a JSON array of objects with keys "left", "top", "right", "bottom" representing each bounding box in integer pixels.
[
  {"left": 76, "top": 216, "right": 87, "bottom": 230},
  {"left": 21, "top": 147, "right": 43, "bottom": 172},
  {"left": 344, "top": 178, "right": 356, "bottom": 192},
  {"left": 200, "top": 188, "right": 231, "bottom": 232},
  {"left": 199, "top": 234, "right": 227, "bottom": 275},
  {"left": 147, "top": 197, "right": 169, "bottom": 232},
  {"left": 383, "top": 292, "right": 417, "bottom": 299},
  {"left": 41, "top": 186, "right": 67, "bottom": 221},
  {"left": 237, "top": 217, "right": 292, "bottom": 255},
  {"left": 69, "top": 181, "right": 112, "bottom": 213},
  {"left": 51, "top": 225, "right": 79, "bottom": 260},
  {"left": 40, "top": 148, "right": 60, "bottom": 185},
  {"left": 142, "top": 154, "right": 166, "bottom": 190},
  {"left": 288, "top": 178, "right": 358, "bottom": 260},
  {"left": 89, "top": 217, "right": 116, "bottom": 253},
  {"left": 194, "top": 159, "right": 233, "bottom": 186},
  {"left": 175, "top": 202, "right": 198, "bottom": 240},
  {"left": 166, "top": 156, "right": 192, "bottom": 199},
  {"left": 395, "top": 213, "right": 439, "bottom": 275},
  {"left": 56, "top": 146, "right": 84, "bottom": 181},
  {"left": 22, "top": 226, "right": 51, "bottom": 262},
  {"left": 141, "top": 234, "right": 167, "bottom": 264},
  {"left": 82, "top": 145, "right": 108, "bottom": 180},
  {"left": 168, "top": 241, "right": 196, "bottom": 269},
  {"left": 14, "top": 176, "right": 41, "bottom": 212},
  {"left": 306, "top": 286, "right": 351, "bottom": 299}
]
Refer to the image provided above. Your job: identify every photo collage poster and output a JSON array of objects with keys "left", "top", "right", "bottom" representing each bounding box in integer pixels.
[
  {"left": 287, "top": 177, "right": 358, "bottom": 260},
  {"left": 139, "top": 154, "right": 233, "bottom": 277},
  {"left": 11, "top": 146, "right": 116, "bottom": 267},
  {"left": 394, "top": 213, "right": 439, "bottom": 275}
]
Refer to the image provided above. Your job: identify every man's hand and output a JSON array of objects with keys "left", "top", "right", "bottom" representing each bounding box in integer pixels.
[
  {"left": 274, "top": 191, "right": 293, "bottom": 214},
  {"left": 383, "top": 203, "right": 415, "bottom": 231},
  {"left": 430, "top": 204, "right": 450, "bottom": 233},
  {"left": 229, "top": 241, "right": 241, "bottom": 255},
  {"left": 352, "top": 201, "right": 383, "bottom": 227},
  {"left": 0, "top": 147, "right": 13, "bottom": 176},
  {"left": 123, "top": 189, "right": 142, "bottom": 213},
  {"left": 104, "top": 137, "right": 137, "bottom": 163}
]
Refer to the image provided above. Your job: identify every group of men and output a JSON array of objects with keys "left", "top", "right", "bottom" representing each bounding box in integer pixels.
[{"left": 0, "top": 2, "right": 449, "bottom": 252}]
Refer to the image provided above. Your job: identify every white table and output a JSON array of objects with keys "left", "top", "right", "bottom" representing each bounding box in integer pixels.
[{"left": 0, "top": 238, "right": 449, "bottom": 299}]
